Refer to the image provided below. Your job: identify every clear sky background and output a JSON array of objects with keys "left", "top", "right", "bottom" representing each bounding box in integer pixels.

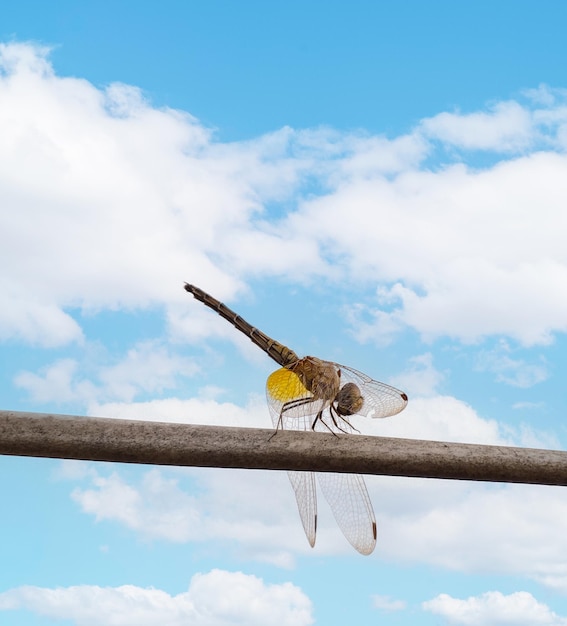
[{"left": 2, "top": 2, "right": 567, "bottom": 624}]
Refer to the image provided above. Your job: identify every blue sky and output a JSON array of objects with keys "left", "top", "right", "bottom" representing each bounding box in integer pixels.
[{"left": 2, "top": 2, "right": 567, "bottom": 624}]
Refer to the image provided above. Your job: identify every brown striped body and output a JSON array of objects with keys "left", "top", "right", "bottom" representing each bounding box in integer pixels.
[{"left": 184, "top": 283, "right": 299, "bottom": 367}]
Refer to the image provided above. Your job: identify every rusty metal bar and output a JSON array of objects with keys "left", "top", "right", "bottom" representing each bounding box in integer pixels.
[{"left": 1, "top": 410, "right": 567, "bottom": 485}]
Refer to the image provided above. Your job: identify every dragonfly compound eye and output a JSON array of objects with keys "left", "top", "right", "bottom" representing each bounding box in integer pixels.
[{"left": 336, "top": 382, "right": 364, "bottom": 416}]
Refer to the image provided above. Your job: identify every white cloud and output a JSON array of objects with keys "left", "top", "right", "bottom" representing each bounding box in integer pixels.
[
  {"left": 0, "top": 570, "right": 313, "bottom": 626},
  {"left": 68, "top": 453, "right": 567, "bottom": 585},
  {"left": 97, "top": 341, "right": 198, "bottom": 401},
  {"left": 66, "top": 396, "right": 309, "bottom": 567},
  {"left": 422, "top": 590, "right": 567, "bottom": 625},
  {"left": 0, "top": 293, "right": 84, "bottom": 347},
  {"left": 512, "top": 401, "right": 545, "bottom": 411},
  {"left": 2, "top": 43, "right": 567, "bottom": 349},
  {"left": 387, "top": 352, "right": 444, "bottom": 397},
  {"left": 295, "top": 148, "right": 567, "bottom": 345},
  {"left": 420, "top": 100, "right": 535, "bottom": 151},
  {"left": 475, "top": 340, "right": 548, "bottom": 388},
  {"left": 88, "top": 394, "right": 269, "bottom": 428},
  {"left": 352, "top": 390, "right": 509, "bottom": 447},
  {"left": 376, "top": 479, "right": 567, "bottom": 592},
  {"left": 14, "top": 341, "right": 198, "bottom": 405},
  {"left": 0, "top": 43, "right": 266, "bottom": 345},
  {"left": 14, "top": 358, "right": 85, "bottom": 403},
  {"left": 372, "top": 594, "right": 406, "bottom": 611},
  {"left": 70, "top": 465, "right": 306, "bottom": 568}
]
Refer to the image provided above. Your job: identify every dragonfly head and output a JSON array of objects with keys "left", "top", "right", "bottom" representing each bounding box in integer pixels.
[{"left": 335, "top": 382, "right": 364, "bottom": 416}]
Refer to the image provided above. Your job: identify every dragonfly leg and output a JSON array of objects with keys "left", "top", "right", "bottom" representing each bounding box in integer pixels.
[
  {"left": 268, "top": 410, "right": 285, "bottom": 441},
  {"left": 326, "top": 404, "right": 360, "bottom": 435},
  {"left": 310, "top": 411, "right": 340, "bottom": 437},
  {"left": 268, "top": 396, "right": 317, "bottom": 442},
  {"left": 309, "top": 404, "right": 360, "bottom": 436}
]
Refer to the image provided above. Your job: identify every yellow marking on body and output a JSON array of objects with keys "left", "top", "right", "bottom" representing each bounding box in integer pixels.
[{"left": 267, "top": 368, "right": 310, "bottom": 402}]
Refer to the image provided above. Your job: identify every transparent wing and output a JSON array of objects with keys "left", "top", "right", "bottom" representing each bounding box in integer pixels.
[
  {"left": 266, "top": 368, "right": 323, "bottom": 548},
  {"left": 317, "top": 472, "right": 377, "bottom": 555},
  {"left": 266, "top": 367, "right": 326, "bottom": 428},
  {"left": 287, "top": 471, "right": 317, "bottom": 548},
  {"left": 338, "top": 364, "right": 408, "bottom": 419}
]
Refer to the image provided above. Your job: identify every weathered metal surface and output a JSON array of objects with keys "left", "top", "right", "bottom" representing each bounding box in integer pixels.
[{"left": 1, "top": 410, "right": 567, "bottom": 485}]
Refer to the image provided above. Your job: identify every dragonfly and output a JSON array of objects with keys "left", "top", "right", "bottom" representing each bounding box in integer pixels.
[{"left": 184, "top": 283, "right": 408, "bottom": 554}]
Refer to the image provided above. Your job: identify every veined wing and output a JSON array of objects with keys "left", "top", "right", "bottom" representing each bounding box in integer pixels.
[
  {"left": 319, "top": 366, "right": 402, "bottom": 554},
  {"left": 266, "top": 368, "right": 322, "bottom": 547},
  {"left": 338, "top": 364, "right": 408, "bottom": 419},
  {"left": 267, "top": 362, "right": 407, "bottom": 427},
  {"left": 266, "top": 368, "right": 376, "bottom": 553},
  {"left": 287, "top": 471, "right": 317, "bottom": 548},
  {"left": 317, "top": 472, "right": 376, "bottom": 555},
  {"left": 266, "top": 367, "right": 327, "bottom": 428}
]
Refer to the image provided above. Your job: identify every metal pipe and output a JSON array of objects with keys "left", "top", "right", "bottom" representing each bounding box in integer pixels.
[{"left": 1, "top": 410, "right": 566, "bottom": 486}]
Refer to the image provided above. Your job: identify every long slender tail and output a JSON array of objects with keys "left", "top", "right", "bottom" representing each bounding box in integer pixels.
[{"left": 184, "top": 283, "right": 299, "bottom": 367}]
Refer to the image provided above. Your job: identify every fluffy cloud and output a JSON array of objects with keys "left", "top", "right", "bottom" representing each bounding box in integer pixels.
[
  {"left": 475, "top": 345, "right": 548, "bottom": 388},
  {"left": 375, "top": 479, "right": 567, "bottom": 591},
  {"left": 423, "top": 590, "right": 567, "bottom": 625},
  {"left": 0, "top": 570, "right": 313, "bottom": 626},
  {"left": 67, "top": 395, "right": 308, "bottom": 568},
  {"left": 88, "top": 393, "right": 269, "bottom": 428},
  {"left": 2, "top": 42, "right": 567, "bottom": 350},
  {"left": 69, "top": 465, "right": 304, "bottom": 568},
  {"left": 66, "top": 456, "right": 567, "bottom": 587},
  {"left": 0, "top": 42, "right": 294, "bottom": 346},
  {"left": 302, "top": 152, "right": 567, "bottom": 346},
  {"left": 14, "top": 341, "right": 198, "bottom": 405},
  {"left": 420, "top": 100, "right": 535, "bottom": 151}
]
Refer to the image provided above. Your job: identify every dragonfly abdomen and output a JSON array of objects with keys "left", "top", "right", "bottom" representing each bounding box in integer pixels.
[{"left": 184, "top": 283, "right": 299, "bottom": 367}]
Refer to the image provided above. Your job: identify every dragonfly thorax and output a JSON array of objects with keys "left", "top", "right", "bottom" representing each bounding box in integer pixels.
[{"left": 288, "top": 356, "right": 341, "bottom": 402}]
